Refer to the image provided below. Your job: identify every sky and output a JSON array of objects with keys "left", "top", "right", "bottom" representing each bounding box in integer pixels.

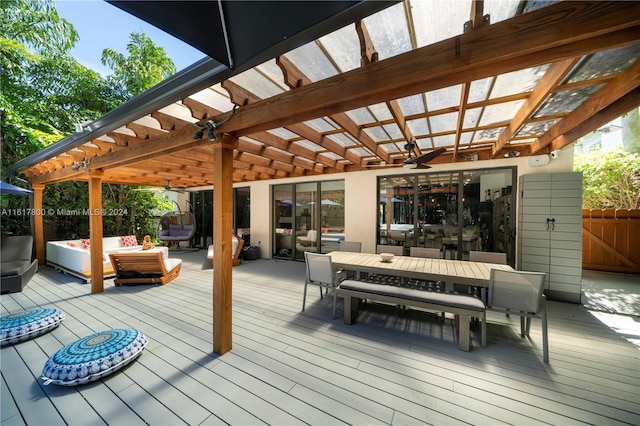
[{"left": 55, "top": 0, "right": 206, "bottom": 76}]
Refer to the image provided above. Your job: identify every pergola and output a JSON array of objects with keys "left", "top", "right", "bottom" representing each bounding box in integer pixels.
[{"left": 8, "top": 1, "right": 640, "bottom": 354}]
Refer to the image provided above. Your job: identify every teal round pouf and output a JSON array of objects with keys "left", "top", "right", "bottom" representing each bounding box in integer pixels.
[
  {"left": 1, "top": 308, "right": 65, "bottom": 346},
  {"left": 41, "top": 328, "right": 147, "bottom": 386}
]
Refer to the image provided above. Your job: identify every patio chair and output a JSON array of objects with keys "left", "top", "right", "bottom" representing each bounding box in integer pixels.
[
  {"left": 339, "top": 241, "right": 362, "bottom": 252},
  {"left": 109, "top": 251, "right": 182, "bottom": 286},
  {"left": 376, "top": 245, "right": 403, "bottom": 256},
  {"left": 486, "top": 269, "right": 549, "bottom": 362},
  {"left": 303, "top": 252, "right": 342, "bottom": 318},
  {"left": 469, "top": 251, "right": 507, "bottom": 264},
  {"left": 409, "top": 247, "right": 441, "bottom": 258}
]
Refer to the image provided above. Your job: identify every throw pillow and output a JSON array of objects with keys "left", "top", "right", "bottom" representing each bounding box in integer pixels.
[
  {"left": 120, "top": 235, "right": 138, "bottom": 247},
  {"left": 80, "top": 239, "right": 91, "bottom": 250},
  {"left": 66, "top": 242, "right": 78, "bottom": 248}
]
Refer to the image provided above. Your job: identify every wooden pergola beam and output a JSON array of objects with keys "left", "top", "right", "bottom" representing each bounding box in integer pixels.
[{"left": 219, "top": 2, "right": 640, "bottom": 137}]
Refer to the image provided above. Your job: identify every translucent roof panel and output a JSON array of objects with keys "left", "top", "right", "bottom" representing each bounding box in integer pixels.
[
  {"left": 484, "top": 0, "right": 520, "bottom": 24},
  {"left": 463, "top": 108, "right": 482, "bottom": 129},
  {"left": 350, "top": 146, "right": 374, "bottom": 157},
  {"left": 269, "top": 128, "right": 299, "bottom": 140},
  {"left": 382, "top": 123, "right": 403, "bottom": 140},
  {"left": 412, "top": 0, "right": 471, "bottom": 47},
  {"left": 190, "top": 86, "right": 235, "bottom": 112},
  {"left": 229, "top": 68, "right": 285, "bottom": 100},
  {"left": 433, "top": 134, "right": 455, "bottom": 147},
  {"left": 254, "top": 60, "right": 288, "bottom": 91},
  {"left": 468, "top": 77, "right": 494, "bottom": 104},
  {"left": 326, "top": 133, "right": 357, "bottom": 148},
  {"left": 534, "top": 85, "right": 604, "bottom": 117},
  {"left": 295, "top": 140, "right": 323, "bottom": 152},
  {"left": 407, "top": 118, "right": 429, "bottom": 135},
  {"left": 304, "top": 118, "right": 339, "bottom": 133},
  {"left": 490, "top": 65, "right": 549, "bottom": 98},
  {"left": 287, "top": 42, "right": 338, "bottom": 82},
  {"left": 429, "top": 112, "right": 458, "bottom": 133},
  {"left": 398, "top": 94, "right": 426, "bottom": 116},
  {"left": 426, "top": 85, "right": 462, "bottom": 111},
  {"left": 523, "top": 1, "right": 562, "bottom": 13},
  {"left": 368, "top": 103, "right": 393, "bottom": 121},
  {"left": 474, "top": 127, "right": 505, "bottom": 142},
  {"left": 480, "top": 100, "right": 526, "bottom": 126},
  {"left": 378, "top": 142, "right": 401, "bottom": 154},
  {"left": 363, "top": 3, "right": 411, "bottom": 60},
  {"left": 566, "top": 44, "right": 640, "bottom": 83},
  {"left": 517, "top": 119, "right": 561, "bottom": 137},
  {"left": 318, "top": 26, "right": 361, "bottom": 73},
  {"left": 345, "top": 107, "right": 375, "bottom": 125},
  {"left": 363, "top": 126, "right": 389, "bottom": 142}
]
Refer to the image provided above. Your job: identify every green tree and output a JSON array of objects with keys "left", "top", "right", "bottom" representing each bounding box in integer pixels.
[
  {"left": 1, "top": 0, "right": 178, "bottom": 240},
  {"left": 101, "top": 31, "right": 177, "bottom": 97},
  {"left": 574, "top": 147, "right": 640, "bottom": 210}
]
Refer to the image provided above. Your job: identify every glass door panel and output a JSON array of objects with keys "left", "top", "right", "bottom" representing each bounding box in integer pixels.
[
  {"left": 295, "top": 182, "right": 318, "bottom": 260},
  {"left": 273, "top": 184, "right": 294, "bottom": 258},
  {"left": 320, "top": 180, "right": 345, "bottom": 253}
]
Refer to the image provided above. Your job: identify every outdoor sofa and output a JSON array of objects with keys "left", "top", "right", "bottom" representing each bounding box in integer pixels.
[
  {"left": 1, "top": 235, "right": 38, "bottom": 294},
  {"left": 46, "top": 235, "right": 144, "bottom": 282}
]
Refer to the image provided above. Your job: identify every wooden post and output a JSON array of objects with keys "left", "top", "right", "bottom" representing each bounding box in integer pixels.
[
  {"left": 212, "top": 133, "right": 238, "bottom": 355},
  {"left": 32, "top": 183, "right": 46, "bottom": 266},
  {"left": 89, "top": 171, "right": 104, "bottom": 293}
]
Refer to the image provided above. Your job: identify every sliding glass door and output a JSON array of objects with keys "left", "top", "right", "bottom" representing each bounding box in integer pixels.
[{"left": 378, "top": 167, "right": 515, "bottom": 265}]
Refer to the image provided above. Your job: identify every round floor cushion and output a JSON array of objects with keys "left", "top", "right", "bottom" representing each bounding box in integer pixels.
[
  {"left": 41, "top": 328, "right": 147, "bottom": 386},
  {"left": 1, "top": 308, "right": 65, "bottom": 347}
]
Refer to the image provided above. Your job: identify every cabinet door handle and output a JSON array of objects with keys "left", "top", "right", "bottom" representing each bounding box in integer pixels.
[
  {"left": 546, "top": 218, "right": 550, "bottom": 231},
  {"left": 550, "top": 218, "right": 555, "bottom": 231}
]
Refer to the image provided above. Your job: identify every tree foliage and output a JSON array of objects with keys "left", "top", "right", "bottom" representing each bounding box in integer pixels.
[
  {"left": 102, "top": 31, "right": 176, "bottom": 97},
  {"left": 574, "top": 147, "right": 640, "bottom": 210},
  {"left": 1, "top": 0, "right": 177, "bottom": 239}
]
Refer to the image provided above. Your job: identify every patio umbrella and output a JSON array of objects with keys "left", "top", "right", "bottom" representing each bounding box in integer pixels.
[
  {"left": 0, "top": 181, "right": 32, "bottom": 196},
  {"left": 379, "top": 196, "right": 402, "bottom": 203},
  {"left": 107, "top": 1, "right": 397, "bottom": 70}
]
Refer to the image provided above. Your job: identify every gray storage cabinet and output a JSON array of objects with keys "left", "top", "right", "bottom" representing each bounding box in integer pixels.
[{"left": 517, "top": 172, "right": 583, "bottom": 303}]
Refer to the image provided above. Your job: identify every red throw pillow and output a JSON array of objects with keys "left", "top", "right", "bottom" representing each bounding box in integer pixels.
[
  {"left": 120, "top": 235, "right": 138, "bottom": 247},
  {"left": 80, "top": 239, "right": 91, "bottom": 250},
  {"left": 66, "top": 242, "right": 78, "bottom": 248}
]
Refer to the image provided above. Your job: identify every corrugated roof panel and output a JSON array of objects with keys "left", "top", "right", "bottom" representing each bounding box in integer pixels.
[
  {"left": 480, "top": 99, "right": 526, "bottom": 126},
  {"left": 363, "top": 2, "right": 410, "bottom": 60},
  {"left": 490, "top": 65, "right": 549, "bottom": 98},
  {"left": 567, "top": 44, "right": 640, "bottom": 83},
  {"left": 430, "top": 112, "right": 458, "bottom": 133},
  {"left": 287, "top": 42, "right": 338, "bottom": 81},
  {"left": 412, "top": 0, "right": 471, "bottom": 47},
  {"left": 426, "top": 85, "right": 462, "bottom": 110},
  {"left": 318, "top": 26, "right": 361, "bottom": 73},
  {"left": 534, "top": 85, "right": 603, "bottom": 117}
]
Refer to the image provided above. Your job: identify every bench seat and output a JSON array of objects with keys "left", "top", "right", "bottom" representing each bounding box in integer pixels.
[{"left": 337, "top": 280, "right": 486, "bottom": 351}]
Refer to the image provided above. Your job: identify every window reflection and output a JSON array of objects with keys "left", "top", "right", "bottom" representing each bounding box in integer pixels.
[{"left": 378, "top": 167, "right": 515, "bottom": 265}]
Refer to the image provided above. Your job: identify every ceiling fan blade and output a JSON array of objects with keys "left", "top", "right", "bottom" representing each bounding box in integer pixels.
[{"left": 413, "top": 147, "right": 446, "bottom": 165}]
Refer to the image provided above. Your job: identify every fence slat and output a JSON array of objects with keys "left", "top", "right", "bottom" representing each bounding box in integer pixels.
[{"left": 582, "top": 209, "right": 640, "bottom": 274}]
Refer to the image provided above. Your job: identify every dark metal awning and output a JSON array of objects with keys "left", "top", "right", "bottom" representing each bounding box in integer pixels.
[{"left": 107, "top": 0, "right": 398, "bottom": 70}]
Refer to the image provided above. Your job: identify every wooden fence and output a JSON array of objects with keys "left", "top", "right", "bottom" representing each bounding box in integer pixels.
[{"left": 582, "top": 209, "right": 640, "bottom": 274}]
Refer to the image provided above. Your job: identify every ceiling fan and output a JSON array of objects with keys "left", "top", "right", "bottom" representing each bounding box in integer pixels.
[
  {"left": 367, "top": 141, "right": 446, "bottom": 169},
  {"left": 164, "top": 178, "right": 187, "bottom": 193}
]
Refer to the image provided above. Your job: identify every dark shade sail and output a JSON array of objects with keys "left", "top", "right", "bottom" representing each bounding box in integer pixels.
[{"left": 107, "top": 0, "right": 397, "bottom": 70}]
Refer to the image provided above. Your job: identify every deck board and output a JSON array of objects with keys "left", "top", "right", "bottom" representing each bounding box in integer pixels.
[{"left": 2, "top": 250, "right": 639, "bottom": 425}]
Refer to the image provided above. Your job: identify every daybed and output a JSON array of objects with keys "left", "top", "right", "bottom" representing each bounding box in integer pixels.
[
  {"left": 295, "top": 229, "right": 344, "bottom": 253},
  {"left": 207, "top": 235, "right": 244, "bottom": 266},
  {"left": 1, "top": 235, "right": 38, "bottom": 294},
  {"left": 109, "top": 251, "right": 182, "bottom": 286},
  {"left": 46, "top": 236, "right": 144, "bottom": 282}
]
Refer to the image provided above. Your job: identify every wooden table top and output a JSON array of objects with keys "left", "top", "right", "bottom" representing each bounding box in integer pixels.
[{"left": 329, "top": 251, "right": 513, "bottom": 287}]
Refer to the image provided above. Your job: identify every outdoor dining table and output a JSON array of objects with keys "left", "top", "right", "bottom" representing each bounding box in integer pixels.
[{"left": 329, "top": 251, "right": 514, "bottom": 291}]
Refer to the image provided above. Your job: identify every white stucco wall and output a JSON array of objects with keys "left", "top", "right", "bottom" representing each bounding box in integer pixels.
[{"left": 236, "top": 151, "right": 574, "bottom": 259}]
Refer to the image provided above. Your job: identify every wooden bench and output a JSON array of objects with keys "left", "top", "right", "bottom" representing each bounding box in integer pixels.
[
  {"left": 108, "top": 252, "right": 182, "bottom": 286},
  {"left": 336, "top": 280, "right": 486, "bottom": 351}
]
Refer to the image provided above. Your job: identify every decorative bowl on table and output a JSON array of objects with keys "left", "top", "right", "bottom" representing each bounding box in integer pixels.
[{"left": 380, "top": 253, "right": 394, "bottom": 263}]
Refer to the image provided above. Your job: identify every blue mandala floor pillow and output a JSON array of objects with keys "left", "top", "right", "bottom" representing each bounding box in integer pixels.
[
  {"left": 1, "top": 308, "right": 65, "bottom": 346},
  {"left": 42, "top": 328, "right": 147, "bottom": 386}
]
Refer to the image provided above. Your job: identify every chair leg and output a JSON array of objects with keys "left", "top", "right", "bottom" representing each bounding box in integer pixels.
[
  {"left": 542, "top": 300, "right": 549, "bottom": 363},
  {"left": 332, "top": 291, "right": 337, "bottom": 319},
  {"left": 481, "top": 311, "right": 487, "bottom": 348},
  {"left": 319, "top": 285, "right": 324, "bottom": 300},
  {"left": 302, "top": 282, "right": 309, "bottom": 311}
]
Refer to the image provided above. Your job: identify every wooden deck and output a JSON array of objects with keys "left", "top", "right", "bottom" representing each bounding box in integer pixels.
[{"left": 2, "top": 250, "right": 639, "bottom": 425}]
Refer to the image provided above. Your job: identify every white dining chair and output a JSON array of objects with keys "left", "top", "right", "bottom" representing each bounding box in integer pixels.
[
  {"left": 303, "top": 252, "right": 341, "bottom": 318},
  {"left": 486, "top": 269, "right": 549, "bottom": 362}
]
